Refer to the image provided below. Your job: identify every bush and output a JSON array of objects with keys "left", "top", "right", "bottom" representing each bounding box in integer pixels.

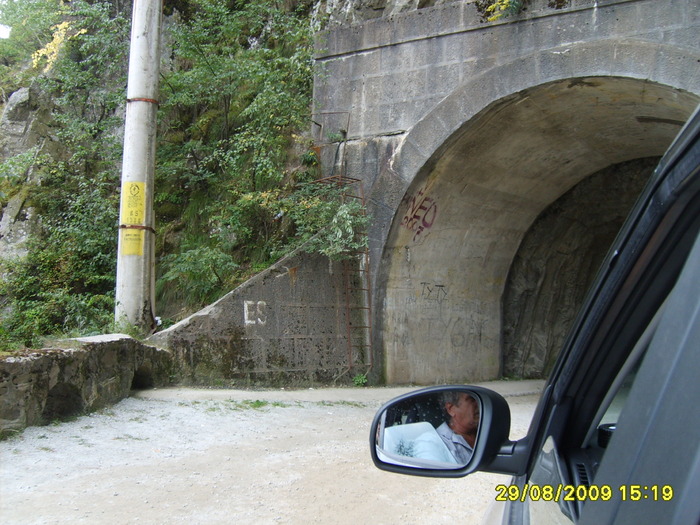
[{"left": 0, "top": 0, "right": 368, "bottom": 345}]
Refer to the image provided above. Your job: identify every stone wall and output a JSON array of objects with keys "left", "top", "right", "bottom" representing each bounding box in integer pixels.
[{"left": 0, "top": 335, "right": 172, "bottom": 437}]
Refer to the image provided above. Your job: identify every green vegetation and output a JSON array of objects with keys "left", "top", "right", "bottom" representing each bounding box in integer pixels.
[
  {"left": 352, "top": 372, "right": 368, "bottom": 387},
  {"left": 231, "top": 399, "right": 289, "bottom": 410},
  {"left": 1, "top": 0, "right": 128, "bottom": 348},
  {"left": 180, "top": 399, "right": 292, "bottom": 412},
  {"left": 0, "top": 0, "right": 368, "bottom": 349},
  {"left": 316, "top": 400, "right": 365, "bottom": 408},
  {"left": 476, "top": 0, "right": 527, "bottom": 21}
]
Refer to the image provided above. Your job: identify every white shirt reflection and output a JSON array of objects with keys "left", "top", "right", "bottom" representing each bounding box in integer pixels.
[{"left": 436, "top": 421, "right": 473, "bottom": 463}]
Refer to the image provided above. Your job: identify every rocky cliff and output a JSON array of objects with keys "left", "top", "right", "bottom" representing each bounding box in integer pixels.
[
  {"left": 314, "top": 0, "right": 467, "bottom": 26},
  {"left": 0, "top": 87, "right": 54, "bottom": 259}
]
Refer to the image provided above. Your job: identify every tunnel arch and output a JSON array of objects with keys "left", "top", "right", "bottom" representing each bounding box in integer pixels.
[{"left": 374, "top": 54, "right": 700, "bottom": 383}]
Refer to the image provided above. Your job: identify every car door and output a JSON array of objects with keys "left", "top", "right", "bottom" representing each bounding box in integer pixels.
[{"left": 579, "top": 225, "right": 700, "bottom": 524}]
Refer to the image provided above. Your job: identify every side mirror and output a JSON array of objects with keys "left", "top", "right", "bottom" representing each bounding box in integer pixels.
[{"left": 370, "top": 385, "right": 512, "bottom": 478}]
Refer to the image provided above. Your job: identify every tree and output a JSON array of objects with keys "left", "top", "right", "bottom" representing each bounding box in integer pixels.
[{"left": 0, "top": 0, "right": 129, "bottom": 348}]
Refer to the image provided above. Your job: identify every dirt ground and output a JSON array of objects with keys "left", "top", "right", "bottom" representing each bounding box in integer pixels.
[{"left": 0, "top": 380, "right": 544, "bottom": 525}]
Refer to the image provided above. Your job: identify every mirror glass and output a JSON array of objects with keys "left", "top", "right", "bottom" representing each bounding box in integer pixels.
[{"left": 375, "top": 390, "right": 481, "bottom": 469}]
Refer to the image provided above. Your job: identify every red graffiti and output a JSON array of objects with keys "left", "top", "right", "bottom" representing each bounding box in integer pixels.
[{"left": 400, "top": 188, "right": 438, "bottom": 241}]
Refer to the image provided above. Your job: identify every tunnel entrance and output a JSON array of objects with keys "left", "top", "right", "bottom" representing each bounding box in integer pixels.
[
  {"left": 379, "top": 76, "right": 699, "bottom": 384},
  {"left": 502, "top": 157, "right": 657, "bottom": 378}
]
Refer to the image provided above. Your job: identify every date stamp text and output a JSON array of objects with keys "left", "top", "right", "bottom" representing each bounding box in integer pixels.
[{"left": 495, "top": 484, "right": 674, "bottom": 502}]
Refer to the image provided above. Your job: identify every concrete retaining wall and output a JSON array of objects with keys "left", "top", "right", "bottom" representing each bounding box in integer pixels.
[{"left": 148, "top": 249, "right": 366, "bottom": 386}]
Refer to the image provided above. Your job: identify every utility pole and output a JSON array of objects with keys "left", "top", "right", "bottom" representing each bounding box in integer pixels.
[{"left": 115, "top": 0, "right": 162, "bottom": 333}]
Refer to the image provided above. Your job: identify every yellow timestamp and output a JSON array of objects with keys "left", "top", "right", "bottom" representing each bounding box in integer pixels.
[{"left": 495, "top": 484, "right": 674, "bottom": 502}]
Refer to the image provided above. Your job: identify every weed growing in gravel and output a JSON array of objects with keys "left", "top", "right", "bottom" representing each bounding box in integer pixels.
[
  {"left": 0, "top": 430, "right": 20, "bottom": 441},
  {"left": 113, "top": 434, "right": 147, "bottom": 441},
  {"left": 352, "top": 373, "right": 368, "bottom": 387},
  {"left": 225, "top": 399, "right": 290, "bottom": 410},
  {"left": 316, "top": 401, "right": 366, "bottom": 408},
  {"left": 174, "top": 399, "right": 293, "bottom": 412}
]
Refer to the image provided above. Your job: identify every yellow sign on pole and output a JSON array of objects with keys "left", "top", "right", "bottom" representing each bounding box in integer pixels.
[
  {"left": 120, "top": 228, "right": 145, "bottom": 256},
  {"left": 121, "top": 182, "right": 146, "bottom": 224},
  {"left": 120, "top": 182, "right": 146, "bottom": 256}
]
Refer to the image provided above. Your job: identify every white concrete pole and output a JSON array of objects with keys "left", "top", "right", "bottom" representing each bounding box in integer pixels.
[{"left": 115, "top": 0, "right": 162, "bottom": 332}]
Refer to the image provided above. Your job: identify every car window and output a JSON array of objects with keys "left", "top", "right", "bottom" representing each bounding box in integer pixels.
[{"left": 582, "top": 302, "right": 665, "bottom": 450}]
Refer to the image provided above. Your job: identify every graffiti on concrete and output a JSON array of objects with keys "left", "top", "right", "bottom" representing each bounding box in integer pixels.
[
  {"left": 425, "top": 315, "right": 465, "bottom": 348},
  {"left": 400, "top": 187, "right": 437, "bottom": 242},
  {"left": 420, "top": 281, "right": 447, "bottom": 304},
  {"left": 244, "top": 300, "right": 267, "bottom": 326}
]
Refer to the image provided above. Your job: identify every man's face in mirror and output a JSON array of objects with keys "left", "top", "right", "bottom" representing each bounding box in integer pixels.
[{"left": 446, "top": 393, "right": 480, "bottom": 439}]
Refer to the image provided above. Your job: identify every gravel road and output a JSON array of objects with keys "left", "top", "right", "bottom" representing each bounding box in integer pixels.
[{"left": 1, "top": 381, "right": 543, "bottom": 525}]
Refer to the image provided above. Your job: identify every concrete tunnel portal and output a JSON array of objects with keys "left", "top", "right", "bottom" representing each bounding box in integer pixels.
[
  {"left": 145, "top": 1, "right": 700, "bottom": 386},
  {"left": 378, "top": 76, "right": 699, "bottom": 385}
]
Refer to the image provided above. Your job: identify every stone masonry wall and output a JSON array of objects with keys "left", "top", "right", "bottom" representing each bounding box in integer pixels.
[{"left": 0, "top": 335, "right": 173, "bottom": 437}]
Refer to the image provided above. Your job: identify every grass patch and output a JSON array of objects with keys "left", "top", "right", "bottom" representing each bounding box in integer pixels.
[
  {"left": 224, "top": 399, "right": 291, "bottom": 410},
  {"left": 113, "top": 434, "right": 147, "bottom": 441},
  {"left": 0, "top": 429, "right": 24, "bottom": 441},
  {"left": 316, "top": 400, "right": 366, "bottom": 408}
]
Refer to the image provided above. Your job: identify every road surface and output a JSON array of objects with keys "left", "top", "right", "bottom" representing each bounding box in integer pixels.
[{"left": 1, "top": 381, "right": 543, "bottom": 524}]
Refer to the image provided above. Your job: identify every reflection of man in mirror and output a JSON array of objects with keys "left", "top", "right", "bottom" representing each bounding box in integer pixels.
[{"left": 437, "top": 391, "right": 480, "bottom": 463}]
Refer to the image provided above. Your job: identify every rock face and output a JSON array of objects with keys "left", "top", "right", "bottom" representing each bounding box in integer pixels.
[
  {"left": 0, "top": 335, "right": 173, "bottom": 437},
  {"left": 0, "top": 86, "right": 55, "bottom": 259},
  {"left": 1, "top": 88, "right": 36, "bottom": 158},
  {"left": 314, "top": 0, "right": 465, "bottom": 26},
  {"left": 502, "top": 157, "right": 657, "bottom": 378},
  {"left": 0, "top": 86, "right": 55, "bottom": 160},
  {"left": 0, "top": 191, "right": 37, "bottom": 260}
]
